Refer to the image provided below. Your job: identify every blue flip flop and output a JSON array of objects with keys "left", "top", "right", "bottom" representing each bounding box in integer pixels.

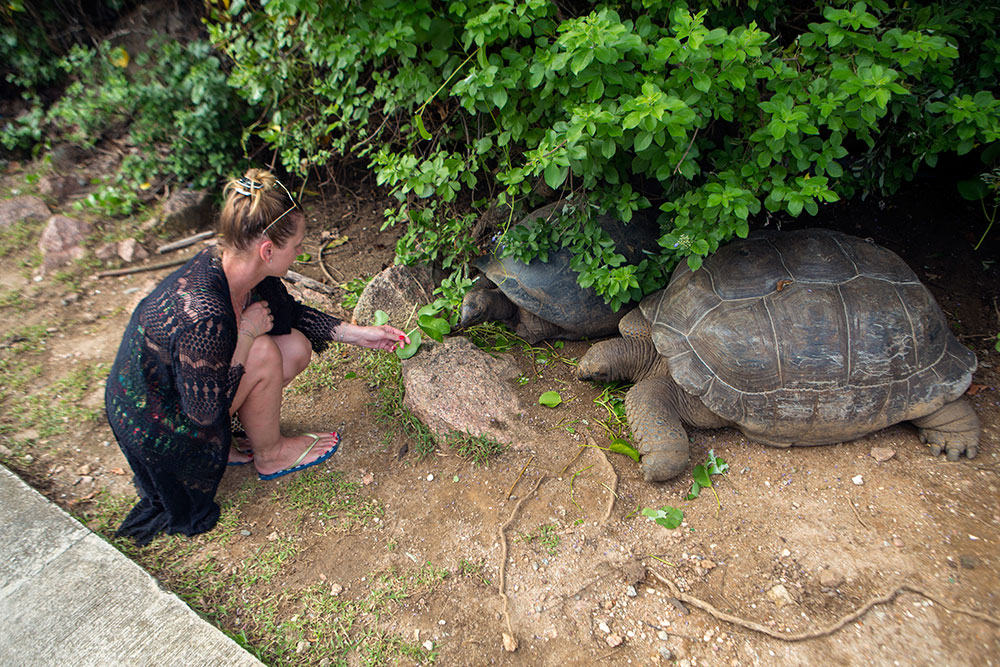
[
  {"left": 258, "top": 432, "right": 339, "bottom": 481},
  {"left": 227, "top": 437, "right": 254, "bottom": 466}
]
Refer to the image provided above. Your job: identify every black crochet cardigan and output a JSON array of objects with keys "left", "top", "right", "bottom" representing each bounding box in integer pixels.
[{"left": 105, "top": 248, "right": 341, "bottom": 545}]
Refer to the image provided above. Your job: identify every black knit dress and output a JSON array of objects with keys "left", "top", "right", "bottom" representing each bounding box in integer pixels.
[{"left": 105, "top": 248, "right": 341, "bottom": 545}]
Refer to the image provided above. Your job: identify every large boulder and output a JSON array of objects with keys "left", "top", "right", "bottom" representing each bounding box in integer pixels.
[
  {"left": 353, "top": 264, "right": 436, "bottom": 328},
  {"left": 0, "top": 196, "right": 50, "bottom": 229},
  {"left": 158, "top": 188, "right": 213, "bottom": 235},
  {"left": 401, "top": 337, "right": 529, "bottom": 447}
]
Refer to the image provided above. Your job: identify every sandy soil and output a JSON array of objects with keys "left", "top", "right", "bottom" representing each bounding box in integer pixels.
[{"left": 1, "top": 165, "right": 999, "bottom": 667}]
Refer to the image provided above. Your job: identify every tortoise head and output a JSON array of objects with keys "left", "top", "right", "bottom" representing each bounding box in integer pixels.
[
  {"left": 459, "top": 289, "right": 517, "bottom": 328},
  {"left": 577, "top": 339, "right": 627, "bottom": 384}
]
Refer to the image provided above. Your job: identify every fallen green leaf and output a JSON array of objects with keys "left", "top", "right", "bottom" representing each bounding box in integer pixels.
[
  {"left": 538, "top": 391, "right": 562, "bottom": 408},
  {"left": 608, "top": 438, "right": 640, "bottom": 462}
]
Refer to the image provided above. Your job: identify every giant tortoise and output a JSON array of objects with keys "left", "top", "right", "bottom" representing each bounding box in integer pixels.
[
  {"left": 460, "top": 203, "right": 658, "bottom": 343},
  {"left": 578, "top": 228, "right": 980, "bottom": 482}
]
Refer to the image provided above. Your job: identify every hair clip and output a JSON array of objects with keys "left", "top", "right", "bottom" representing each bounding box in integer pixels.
[
  {"left": 234, "top": 176, "right": 265, "bottom": 197},
  {"left": 261, "top": 178, "right": 300, "bottom": 235}
]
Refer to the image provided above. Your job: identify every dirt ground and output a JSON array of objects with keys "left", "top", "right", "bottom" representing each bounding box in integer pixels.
[{"left": 1, "top": 159, "right": 999, "bottom": 667}]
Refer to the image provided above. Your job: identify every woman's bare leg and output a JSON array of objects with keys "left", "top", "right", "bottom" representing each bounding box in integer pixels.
[{"left": 230, "top": 329, "right": 337, "bottom": 475}]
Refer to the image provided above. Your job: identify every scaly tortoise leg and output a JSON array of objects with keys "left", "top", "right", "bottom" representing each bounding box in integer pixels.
[
  {"left": 625, "top": 376, "right": 691, "bottom": 482},
  {"left": 912, "top": 397, "right": 981, "bottom": 461}
]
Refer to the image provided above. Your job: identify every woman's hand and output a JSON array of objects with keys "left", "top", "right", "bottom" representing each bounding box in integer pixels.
[
  {"left": 239, "top": 300, "right": 273, "bottom": 339},
  {"left": 335, "top": 322, "right": 409, "bottom": 351}
]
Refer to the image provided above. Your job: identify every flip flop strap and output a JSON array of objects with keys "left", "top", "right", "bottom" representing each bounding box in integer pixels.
[{"left": 288, "top": 433, "right": 321, "bottom": 469}]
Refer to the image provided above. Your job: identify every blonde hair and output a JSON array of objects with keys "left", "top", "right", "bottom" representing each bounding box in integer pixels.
[{"left": 218, "top": 168, "right": 300, "bottom": 251}]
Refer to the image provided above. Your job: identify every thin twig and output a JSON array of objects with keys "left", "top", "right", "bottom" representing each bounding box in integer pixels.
[
  {"left": 849, "top": 496, "right": 870, "bottom": 530},
  {"left": 648, "top": 571, "right": 1000, "bottom": 642},
  {"left": 559, "top": 445, "right": 586, "bottom": 475},
  {"left": 673, "top": 127, "right": 700, "bottom": 174},
  {"left": 498, "top": 475, "right": 546, "bottom": 644},
  {"left": 95, "top": 257, "right": 187, "bottom": 278},
  {"left": 506, "top": 456, "right": 533, "bottom": 499},
  {"left": 284, "top": 270, "right": 338, "bottom": 296}
]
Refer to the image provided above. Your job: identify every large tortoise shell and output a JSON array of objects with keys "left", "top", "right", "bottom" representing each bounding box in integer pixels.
[{"left": 641, "top": 228, "right": 977, "bottom": 444}]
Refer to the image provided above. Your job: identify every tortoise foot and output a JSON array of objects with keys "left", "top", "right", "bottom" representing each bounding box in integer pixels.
[
  {"left": 641, "top": 450, "right": 689, "bottom": 483},
  {"left": 913, "top": 397, "right": 980, "bottom": 461}
]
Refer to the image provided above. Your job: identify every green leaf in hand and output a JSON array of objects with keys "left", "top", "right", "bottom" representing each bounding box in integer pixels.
[{"left": 395, "top": 329, "right": 421, "bottom": 359}]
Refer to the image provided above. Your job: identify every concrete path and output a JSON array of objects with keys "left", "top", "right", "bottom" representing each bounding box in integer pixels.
[{"left": 0, "top": 465, "right": 264, "bottom": 667}]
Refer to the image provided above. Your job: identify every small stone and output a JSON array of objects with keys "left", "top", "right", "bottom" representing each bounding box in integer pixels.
[
  {"left": 422, "top": 640, "right": 434, "bottom": 651},
  {"left": 767, "top": 584, "right": 795, "bottom": 607},
  {"left": 602, "top": 599, "right": 613, "bottom": 611},
  {"left": 76, "top": 463, "right": 92, "bottom": 475},
  {"left": 605, "top": 634, "right": 623, "bottom": 648},
  {"left": 0, "top": 445, "right": 13, "bottom": 458},
  {"left": 625, "top": 585, "right": 638, "bottom": 597},
  {"left": 852, "top": 475, "right": 864, "bottom": 486},
  {"left": 659, "top": 647, "right": 674, "bottom": 661},
  {"left": 361, "top": 472, "right": 374, "bottom": 485},
  {"left": 117, "top": 238, "right": 149, "bottom": 263},
  {"left": 892, "top": 537, "right": 904, "bottom": 547},
  {"left": 330, "top": 584, "right": 343, "bottom": 596},
  {"left": 598, "top": 621, "right": 610, "bottom": 634},
  {"left": 95, "top": 242, "right": 118, "bottom": 261},
  {"left": 438, "top": 619, "right": 446, "bottom": 626},
  {"left": 960, "top": 555, "right": 976, "bottom": 570},
  {"left": 819, "top": 569, "right": 844, "bottom": 588},
  {"left": 702, "top": 560, "right": 716, "bottom": 570},
  {"left": 296, "top": 640, "right": 308, "bottom": 654},
  {"left": 266, "top": 531, "right": 279, "bottom": 541},
  {"left": 427, "top": 474, "right": 434, "bottom": 482},
  {"left": 502, "top": 632, "right": 518, "bottom": 652},
  {"left": 870, "top": 447, "right": 895, "bottom": 462},
  {"left": 781, "top": 548, "right": 791, "bottom": 558},
  {"left": 77, "top": 476, "right": 93, "bottom": 485},
  {"left": 240, "top": 530, "right": 251, "bottom": 537},
  {"left": 658, "top": 630, "right": 669, "bottom": 641}
]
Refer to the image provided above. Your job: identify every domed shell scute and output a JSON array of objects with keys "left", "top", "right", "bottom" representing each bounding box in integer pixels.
[{"left": 646, "top": 228, "right": 977, "bottom": 436}]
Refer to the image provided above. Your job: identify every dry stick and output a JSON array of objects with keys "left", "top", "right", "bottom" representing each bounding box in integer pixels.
[
  {"left": 595, "top": 441, "right": 618, "bottom": 524},
  {"left": 849, "top": 496, "right": 870, "bottom": 530},
  {"left": 156, "top": 230, "right": 215, "bottom": 254},
  {"left": 284, "top": 270, "right": 339, "bottom": 296},
  {"left": 506, "top": 456, "right": 534, "bottom": 500},
  {"left": 318, "top": 242, "right": 342, "bottom": 285},
  {"left": 498, "top": 475, "right": 547, "bottom": 644},
  {"left": 648, "top": 571, "right": 1000, "bottom": 642},
  {"left": 559, "top": 446, "right": 586, "bottom": 475},
  {"left": 95, "top": 257, "right": 188, "bottom": 278}
]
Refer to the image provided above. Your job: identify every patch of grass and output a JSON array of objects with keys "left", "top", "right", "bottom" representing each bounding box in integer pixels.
[
  {"left": 465, "top": 322, "right": 577, "bottom": 375},
  {"left": 518, "top": 523, "right": 561, "bottom": 555},
  {"left": 276, "top": 468, "right": 384, "bottom": 531},
  {"left": 0, "top": 217, "right": 45, "bottom": 257},
  {"left": 18, "top": 362, "right": 107, "bottom": 437},
  {"left": 360, "top": 349, "right": 438, "bottom": 459},
  {"left": 287, "top": 347, "right": 348, "bottom": 395},
  {"left": 446, "top": 431, "right": 506, "bottom": 467},
  {"left": 0, "top": 289, "right": 32, "bottom": 312},
  {"left": 456, "top": 557, "right": 491, "bottom": 586}
]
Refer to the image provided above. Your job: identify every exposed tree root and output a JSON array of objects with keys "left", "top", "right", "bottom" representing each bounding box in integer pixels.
[
  {"left": 648, "top": 571, "right": 1000, "bottom": 642},
  {"left": 498, "top": 475, "right": 546, "bottom": 651}
]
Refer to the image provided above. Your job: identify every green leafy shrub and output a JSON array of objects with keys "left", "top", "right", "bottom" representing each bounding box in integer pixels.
[{"left": 209, "top": 0, "right": 999, "bottom": 305}]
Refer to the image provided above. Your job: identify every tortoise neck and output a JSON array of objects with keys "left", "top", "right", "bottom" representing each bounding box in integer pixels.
[{"left": 617, "top": 336, "right": 668, "bottom": 383}]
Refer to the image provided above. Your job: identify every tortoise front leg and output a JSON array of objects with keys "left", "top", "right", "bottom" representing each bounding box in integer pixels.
[
  {"left": 911, "top": 397, "right": 981, "bottom": 461},
  {"left": 625, "top": 376, "right": 692, "bottom": 482}
]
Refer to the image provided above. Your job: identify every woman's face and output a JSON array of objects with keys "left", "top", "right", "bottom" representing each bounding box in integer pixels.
[{"left": 268, "top": 213, "right": 306, "bottom": 275}]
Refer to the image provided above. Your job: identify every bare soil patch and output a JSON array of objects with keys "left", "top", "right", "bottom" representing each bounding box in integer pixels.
[{"left": 1, "top": 160, "right": 998, "bottom": 666}]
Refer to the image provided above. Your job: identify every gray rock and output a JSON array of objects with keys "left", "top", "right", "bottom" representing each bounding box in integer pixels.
[
  {"left": 160, "top": 189, "right": 213, "bottom": 235},
  {"left": 818, "top": 568, "right": 844, "bottom": 588},
  {"left": 95, "top": 243, "right": 118, "bottom": 261},
  {"left": 353, "top": 264, "right": 436, "bottom": 327},
  {"left": 401, "top": 337, "right": 526, "bottom": 446},
  {"left": 117, "top": 238, "right": 149, "bottom": 263},
  {"left": 0, "top": 196, "right": 50, "bottom": 229},
  {"left": 767, "top": 583, "right": 795, "bottom": 607},
  {"left": 38, "top": 215, "right": 93, "bottom": 274},
  {"left": 48, "top": 143, "right": 83, "bottom": 170}
]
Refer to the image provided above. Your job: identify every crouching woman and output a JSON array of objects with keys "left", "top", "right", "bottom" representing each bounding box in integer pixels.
[{"left": 105, "top": 168, "right": 407, "bottom": 545}]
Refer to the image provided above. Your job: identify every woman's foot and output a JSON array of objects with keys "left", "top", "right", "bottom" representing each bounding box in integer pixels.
[
  {"left": 254, "top": 432, "right": 340, "bottom": 480},
  {"left": 227, "top": 438, "right": 254, "bottom": 466}
]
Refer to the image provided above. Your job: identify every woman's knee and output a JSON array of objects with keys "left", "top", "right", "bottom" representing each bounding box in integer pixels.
[
  {"left": 246, "top": 334, "right": 283, "bottom": 375},
  {"left": 274, "top": 329, "right": 312, "bottom": 382}
]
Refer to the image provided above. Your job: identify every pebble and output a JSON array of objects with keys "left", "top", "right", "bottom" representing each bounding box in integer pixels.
[
  {"left": 625, "top": 585, "right": 637, "bottom": 597},
  {"left": 422, "top": 640, "right": 434, "bottom": 651},
  {"left": 296, "top": 640, "right": 308, "bottom": 654},
  {"left": 266, "top": 531, "right": 279, "bottom": 541},
  {"left": 598, "top": 621, "right": 611, "bottom": 633},
  {"left": 852, "top": 475, "right": 864, "bottom": 485},
  {"left": 870, "top": 447, "right": 895, "bottom": 462},
  {"left": 819, "top": 569, "right": 844, "bottom": 588},
  {"left": 659, "top": 647, "right": 673, "bottom": 660},
  {"left": 767, "top": 584, "right": 794, "bottom": 607},
  {"left": 240, "top": 530, "right": 251, "bottom": 537},
  {"left": 605, "top": 634, "right": 623, "bottom": 647},
  {"left": 658, "top": 630, "right": 669, "bottom": 641},
  {"left": 892, "top": 537, "right": 904, "bottom": 547},
  {"left": 427, "top": 474, "right": 434, "bottom": 482},
  {"left": 330, "top": 584, "right": 343, "bottom": 596}
]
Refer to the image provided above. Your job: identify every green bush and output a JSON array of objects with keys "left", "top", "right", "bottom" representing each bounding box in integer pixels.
[{"left": 208, "top": 0, "right": 999, "bottom": 306}]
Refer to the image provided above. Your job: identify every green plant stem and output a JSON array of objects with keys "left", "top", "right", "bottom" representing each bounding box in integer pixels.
[
  {"left": 973, "top": 197, "right": 998, "bottom": 250},
  {"left": 415, "top": 47, "right": 481, "bottom": 117},
  {"left": 648, "top": 554, "right": 676, "bottom": 567},
  {"left": 568, "top": 465, "right": 593, "bottom": 512}
]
